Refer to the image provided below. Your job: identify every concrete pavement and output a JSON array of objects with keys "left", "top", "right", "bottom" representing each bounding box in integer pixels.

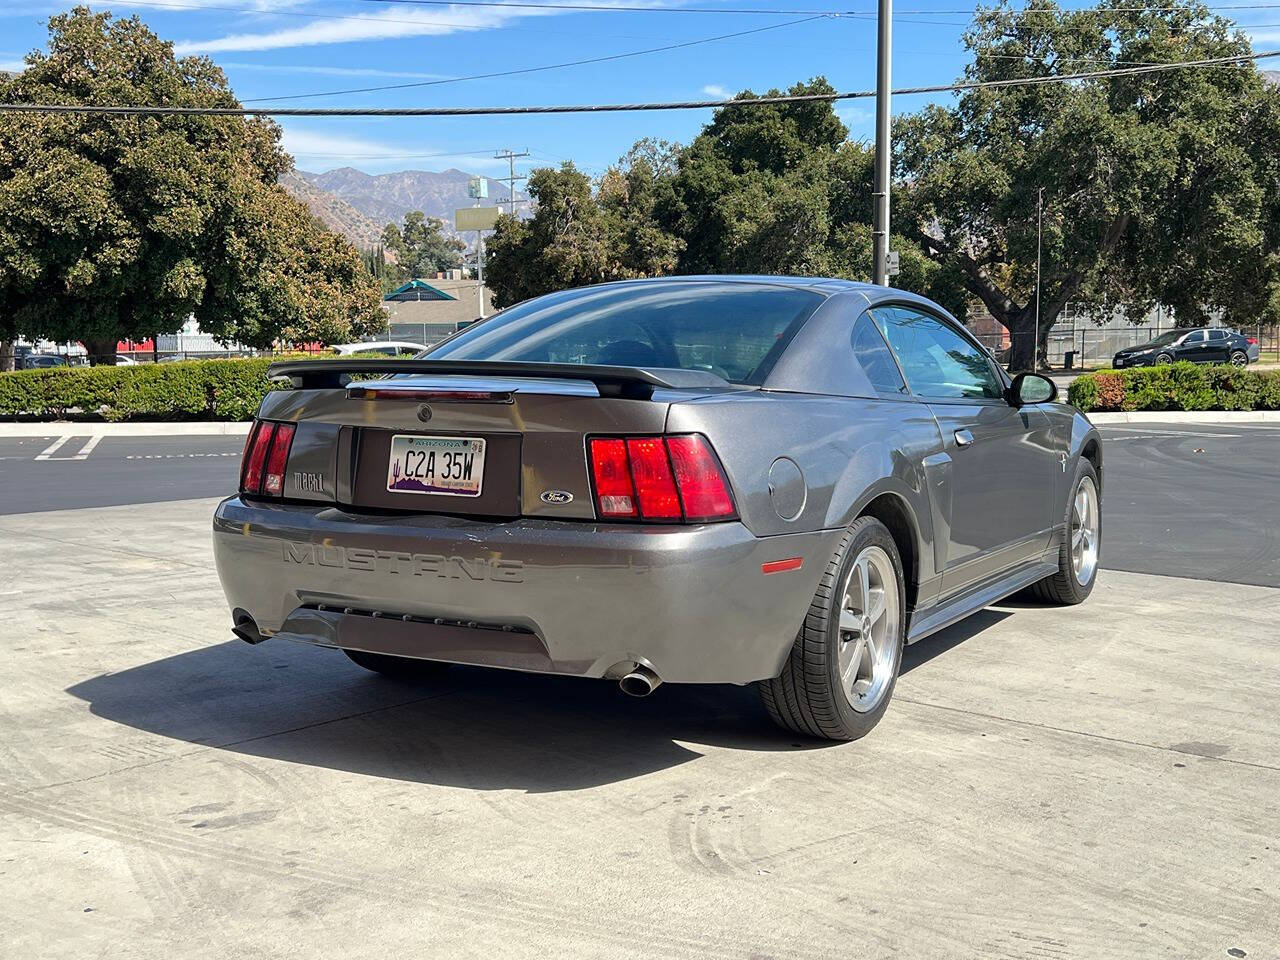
[
  {"left": 5, "top": 422, "right": 1278, "bottom": 589},
  {"left": 1099, "top": 423, "right": 1280, "bottom": 587},
  {"left": 1, "top": 498, "right": 1276, "bottom": 958}
]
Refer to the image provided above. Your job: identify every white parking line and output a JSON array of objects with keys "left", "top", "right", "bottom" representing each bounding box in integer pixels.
[
  {"left": 1100, "top": 427, "right": 1240, "bottom": 438},
  {"left": 32, "top": 435, "right": 106, "bottom": 461},
  {"left": 33, "top": 436, "right": 72, "bottom": 460},
  {"left": 72, "top": 436, "right": 102, "bottom": 460},
  {"left": 124, "top": 452, "right": 239, "bottom": 460}
]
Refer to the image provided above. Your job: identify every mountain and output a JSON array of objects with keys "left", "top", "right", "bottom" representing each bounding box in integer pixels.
[
  {"left": 296, "top": 167, "right": 523, "bottom": 233},
  {"left": 279, "top": 171, "right": 385, "bottom": 248}
]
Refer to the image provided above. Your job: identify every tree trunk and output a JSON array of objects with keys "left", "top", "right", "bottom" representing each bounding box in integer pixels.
[
  {"left": 1004, "top": 301, "right": 1067, "bottom": 372},
  {"left": 82, "top": 337, "right": 118, "bottom": 366},
  {"left": 0, "top": 340, "right": 15, "bottom": 372}
]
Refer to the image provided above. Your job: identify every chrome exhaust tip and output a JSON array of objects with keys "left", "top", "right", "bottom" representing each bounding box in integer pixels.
[
  {"left": 232, "top": 610, "right": 266, "bottom": 645},
  {"left": 619, "top": 665, "right": 661, "bottom": 697}
]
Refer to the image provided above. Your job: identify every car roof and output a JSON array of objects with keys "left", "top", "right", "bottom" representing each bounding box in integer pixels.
[
  {"left": 565, "top": 275, "right": 872, "bottom": 295},
  {"left": 544, "top": 275, "right": 952, "bottom": 313}
]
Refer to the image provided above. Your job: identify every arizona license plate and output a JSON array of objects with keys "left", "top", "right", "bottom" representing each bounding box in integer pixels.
[{"left": 386, "top": 435, "right": 486, "bottom": 497}]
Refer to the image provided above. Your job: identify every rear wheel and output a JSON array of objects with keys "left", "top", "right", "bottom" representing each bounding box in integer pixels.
[
  {"left": 760, "top": 516, "right": 905, "bottom": 742},
  {"left": 1028, "top": 459, "right": 1101, "bottom": 605},
  {"left": 342, "top": 648, "right": 449, "bottom": 682},
  {"left": 1230, "top": 349, "right": 1248, "bottom": 367}
]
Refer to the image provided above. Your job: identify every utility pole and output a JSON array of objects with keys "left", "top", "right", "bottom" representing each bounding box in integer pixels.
[
  {"left": 872, "top": 0, "right": 892, "bottom": 286},
  {"left": 1034, "top": 186, "right": 1044, "bottom": 374},
  {"left": 494, "top": 149, "right": 529, "bottom": 217}
]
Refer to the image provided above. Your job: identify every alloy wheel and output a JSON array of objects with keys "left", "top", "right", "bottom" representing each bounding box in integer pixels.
[
  {"left": 1070, "top": 475, "right": 1100, "bottom": 586},
  {"left": 836, "top": 545, "right": 900, "bottom": 714}
]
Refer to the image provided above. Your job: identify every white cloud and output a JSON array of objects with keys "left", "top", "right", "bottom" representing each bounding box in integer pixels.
[
  {"left": 1246, "top": 27, "right": 1280, "bottom": 45},
  {"left": 836, "top": 105, "right": 873, "bottom": 127},
  {"left": 174, "top": 4, "right": 561, "bottom": 54},
  {"left": 701, "top": 84, "right": 729, "bottom": 100}
]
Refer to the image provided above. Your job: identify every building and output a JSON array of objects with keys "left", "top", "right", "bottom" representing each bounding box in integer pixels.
[{"left": 383, "top": 277, "right": 495, "bottom": 346}]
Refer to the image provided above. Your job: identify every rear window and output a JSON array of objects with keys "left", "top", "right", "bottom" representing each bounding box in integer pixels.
[{"left": 425, "top": 282, "right": 824, "bottom": 385}]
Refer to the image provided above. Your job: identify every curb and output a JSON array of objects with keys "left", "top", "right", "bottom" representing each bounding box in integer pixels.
[
  {"left": 0, "top": 422, "right": 252, "bottom": 437},
  {"left": 1088, "top": 411, "right": 1280, "bottom": 424}
]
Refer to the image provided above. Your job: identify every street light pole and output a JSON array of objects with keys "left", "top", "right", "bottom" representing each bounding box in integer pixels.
[
  {"left": 1034, "top": 186, "right": 1044, "bottom": 373},
  {"left": 872, "top": 0, "right": 892, "bottom": 286}
]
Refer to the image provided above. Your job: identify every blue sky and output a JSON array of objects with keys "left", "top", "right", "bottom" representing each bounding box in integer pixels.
[{"left": 3, "top": 2, "right": 1278, "bottom": 180}]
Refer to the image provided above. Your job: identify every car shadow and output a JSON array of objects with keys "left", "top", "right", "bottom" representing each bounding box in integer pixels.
[
  {"left": 900, "top": 607, "right": 1012, "bottom": 674},
  {"left": 66, "top": 639, "right": 830, "bottom": 794}
]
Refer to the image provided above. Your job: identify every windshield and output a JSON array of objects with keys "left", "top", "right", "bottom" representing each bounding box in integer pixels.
[
  {"left": 425, "top": 281, "right": 824, "bottom": 385},
  {"left": 1142, "top": 330, "right": 1188, "bottom": 347}
]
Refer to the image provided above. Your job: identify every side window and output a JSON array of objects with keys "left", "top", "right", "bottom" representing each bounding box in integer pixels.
[
  {"left": 1183, "top": 330, "right": 1206, "bottom": 344},
  {"left": 872, "top": 307, "right": 1004, "bottom": 401},
  {"left": 1208, "top": 329, "right": 1227, "bottom": 342},
  {"left": 851, "top": 313, "right": 908, "bottom": 395}
]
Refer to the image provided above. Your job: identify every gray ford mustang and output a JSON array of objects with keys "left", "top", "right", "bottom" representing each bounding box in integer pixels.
[{"left": 213, "top": 276, "right": 1102, "bottom": 741}]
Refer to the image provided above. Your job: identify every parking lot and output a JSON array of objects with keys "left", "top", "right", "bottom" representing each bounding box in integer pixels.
[{"left": 1, "top": 423, "right": 1277, "bottom": 958}]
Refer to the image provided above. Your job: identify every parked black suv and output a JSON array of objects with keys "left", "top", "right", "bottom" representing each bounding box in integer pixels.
[{"left": 1112, "top": 327, "right": 1258, "bottom": 368}]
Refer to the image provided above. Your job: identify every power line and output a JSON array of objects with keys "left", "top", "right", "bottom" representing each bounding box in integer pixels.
[
  {"left": 4, "top": 48, "right": 1277, "bottom": 117},
  {"left": 346, "top": 0, "right": 1280, "bottom": 12},
  {"left": 243, "top": 15, "right": 829, "bottom": 102}
]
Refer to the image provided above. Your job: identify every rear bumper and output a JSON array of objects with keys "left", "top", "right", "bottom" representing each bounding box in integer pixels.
[{"left": 212, "top": 498, "right": 840, "bottom": 684}]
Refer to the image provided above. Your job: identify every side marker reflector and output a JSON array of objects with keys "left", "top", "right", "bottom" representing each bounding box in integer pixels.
[{"left": 761, "top": 557, "right": 803, "bottom": 575}]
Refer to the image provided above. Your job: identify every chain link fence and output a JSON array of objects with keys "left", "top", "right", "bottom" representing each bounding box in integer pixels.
[{"left": 966, "top": 307, "right": 1280, "bottom": 371}]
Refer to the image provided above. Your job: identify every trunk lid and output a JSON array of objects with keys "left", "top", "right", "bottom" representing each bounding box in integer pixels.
[{"left": 261, "top": 362, "right": 745, "bottom": 520}]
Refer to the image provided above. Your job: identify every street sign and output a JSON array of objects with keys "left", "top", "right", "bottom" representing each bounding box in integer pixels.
[
  {"left": 886, "top": 250, "right": 900, "bottom": 277},
  {"left": 467, "top": 176, "right": 488, "bottom": 199},
  {"left": 456, "top": 206, "right": 500, "bottom": 231}
]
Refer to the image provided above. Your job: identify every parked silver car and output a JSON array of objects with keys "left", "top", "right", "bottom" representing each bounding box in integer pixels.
[{"left": 213, "top": 277, "right": 1102, "bottom": 741}]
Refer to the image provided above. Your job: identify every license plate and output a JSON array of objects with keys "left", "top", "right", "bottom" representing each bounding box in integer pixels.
[{"left": 386, "top": 435, "right": 486, "bottom": 497}]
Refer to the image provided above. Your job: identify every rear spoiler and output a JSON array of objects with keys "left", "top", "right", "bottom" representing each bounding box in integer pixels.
[{"left": 266, "top": 359, "right": 732, "bottom": 398}]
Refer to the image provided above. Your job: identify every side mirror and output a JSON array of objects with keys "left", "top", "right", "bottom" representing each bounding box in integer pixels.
[{"left": 1008, "top": 372, "right": 1057, "bottom": 406}]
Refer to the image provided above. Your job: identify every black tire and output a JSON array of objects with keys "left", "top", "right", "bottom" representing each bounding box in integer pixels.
[
  {"left": 1155, "top": 352, "right": 1174, "bottom": 365},
  {"left": 1028, "top": 458, "right": 1101, "bottom": 605},
  {"left": 1230, "top": 350, "right": 1249, "bottom": 367},
  {"left": 342, "top": 648, "right": 449, "bottom": 682},
  {"left": 759, "top": 516, "right": 906, "bottom": 742}
]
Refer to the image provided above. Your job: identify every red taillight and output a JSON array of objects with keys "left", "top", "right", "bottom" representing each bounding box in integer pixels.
[
  {"left": 240, "top": 419, "right": 294, "bottom": 497},
  {"left": 666, "top": 434, "right": 737, "bottom": 521},
  {"left": 588, "top": 434, "right": 737, "bottom": 523},
  {"left": 263, "top": 423, "right": 295, "bottom": 496},
  {"left": 241, "top": 420, "right": 274, "bottom": 494},
  {"left": 625, "top": 437, "right": 682, "bottom": 520},
  {"left": 588, "top": 438, "right": 637, "bottom": 518},
  {"left": 1248, "top": 337, "right": 1258, "bottom": 345}
]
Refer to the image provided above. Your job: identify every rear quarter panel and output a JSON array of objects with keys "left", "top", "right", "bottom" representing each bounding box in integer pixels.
[{"left": 665, "top": 392, "right": 946, "bottom": 598}]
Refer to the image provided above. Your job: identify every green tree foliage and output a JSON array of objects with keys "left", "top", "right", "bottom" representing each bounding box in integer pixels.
[
  {"left": 486, "top": 163, "right": 617, "bottom": 307},
  {"left": 666, "top": 79, "right": 965, "bottom": 308},
  {"left": 895, "top": 0, "right": 1280, "bottom": 369},
  {"left": 381, "top": 211, "right": 465, "bottom": 290},
  {"left": 485, "top": 80, "right": 962, "bottom": 313},
  {"left": 0, "top": 7, "right": 383, "bottom": 363}
]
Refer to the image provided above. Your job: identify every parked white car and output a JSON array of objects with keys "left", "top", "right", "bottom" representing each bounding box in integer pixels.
[{"left": 330, "top": 341, "right": 424, "bottom": 357}]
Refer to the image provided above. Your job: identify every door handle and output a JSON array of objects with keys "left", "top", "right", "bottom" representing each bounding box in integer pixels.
[{"left": 954, "top": 429, "right": 974, "bottom": 447}]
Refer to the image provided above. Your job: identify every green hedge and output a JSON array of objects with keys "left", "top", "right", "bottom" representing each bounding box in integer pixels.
[
  {"left": 1068, "top": 362, "right": 1280, "bottom": 413},
  {"left": 0, "top": 357, "right": 292, "bottom": 421}
]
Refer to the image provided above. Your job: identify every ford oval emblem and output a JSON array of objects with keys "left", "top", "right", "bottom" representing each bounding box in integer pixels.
[{"left": 540, "top": 490, "right": 574, "bottom": 505}]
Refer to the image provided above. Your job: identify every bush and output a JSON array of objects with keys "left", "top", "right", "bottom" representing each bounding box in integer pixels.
[
  {"left": 0, "top": 357, "right": 292, "bottom": 421},
  {"left": 1068, "top": 362, "right": 1280, "bottom": 413}
]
